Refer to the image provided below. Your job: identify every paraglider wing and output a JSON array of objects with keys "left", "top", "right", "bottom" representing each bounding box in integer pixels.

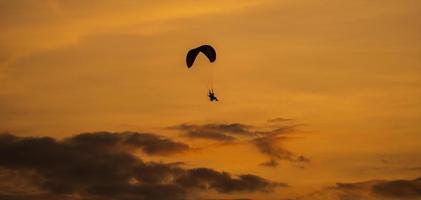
[
  {"left": 186, "top": 45, "right": 216, "bottom": 68},
  {"left": 186, "top": 48, "right": 200, "bottom": 68},
  {"left": 198, "top": 45, "right": 216, "bottom": 63}
]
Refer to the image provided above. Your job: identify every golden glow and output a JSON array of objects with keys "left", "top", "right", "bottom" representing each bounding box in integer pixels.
[{"left": 1, "top": 1, "right": 421, "bottom": 199}]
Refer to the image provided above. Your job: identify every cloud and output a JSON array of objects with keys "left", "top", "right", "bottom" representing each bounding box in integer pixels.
[
  {"left": 171, "top": 123, "right": 255, "bottom": 142},
  {"left": 259, "top": 159, "right": 279, "bottom": 167},
  {"left": 0, "top": 194, "right": 68, "bottom": 200},
  {"left": 171, "top": 123, "right": 298, "bottom": 141},
  {"left": 184, "top": 130, "right": 236, "bottom": 142},
  {"left": 252, "top": 133, "right": 310, "bottom": 167},
  {"left": 176, "top": 168, "right": 287, "bottom": 193},
  {"left": 252, "top": 125, "right": 310, "bottom": 167},
  {"left": 253, "top": 136, "right": 294, "bottom": 161},
  {"left": 0, "top": 133, "right": 282, "bottom": 200},
  {"left": 254, "top": 125, "right": 298, "bottom": 136},
  {"left": 171, "top": 122, "right": 309, "bottom": 167},
  {"left": 289, "top": 177, "right": 421, "bottom": 200},
  {"left": 335, "top": 178, "right": 421, "bottom": 199},
  {"left": 68, "top": 131, "right": 189, "bottom": 156},
  {"left": 370, "top": 178, "right": 421, "bottom": 198},
  {"left": 208, "top": 199, "right": 253, "bottom": 200},
  {"left": 267, "top": 118, "right": 293, "bottom": 123}
]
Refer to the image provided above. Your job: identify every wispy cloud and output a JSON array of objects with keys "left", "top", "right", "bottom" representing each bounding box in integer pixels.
[
  {"left": 252, "top": 128, "right": 310, "bottom": 167},
  {"left": 170, "top": 123, "right": 255, "bottom": 142},
  {"left": 267, "top": 118, "right": 293, "bottom": 123},
  {"left": 171, "top": 120, "right": 309, "bottom": 167}
]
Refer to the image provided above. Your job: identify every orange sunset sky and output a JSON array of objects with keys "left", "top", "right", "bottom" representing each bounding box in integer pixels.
[{"left": 1, "top": 1, "right": 421, "bottom": 200}]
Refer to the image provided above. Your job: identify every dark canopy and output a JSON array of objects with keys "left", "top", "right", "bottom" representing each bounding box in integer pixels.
[{"left": 186, "top": 45, "right": 216, "bottom": 68}]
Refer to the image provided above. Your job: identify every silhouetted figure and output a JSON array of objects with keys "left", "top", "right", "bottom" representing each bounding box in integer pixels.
[{"left": 208, "top": 89, "right": 218, "bottom": 102}]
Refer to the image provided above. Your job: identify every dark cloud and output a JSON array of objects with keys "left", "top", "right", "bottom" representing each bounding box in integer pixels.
[
  {"left": 176, "top": 168, "right": 286, "bottom": 193},
  {"left": 253, "top": 136, "right": 294, "bottom": 161},
  {"left": 336, "top": 178, "right": 421, "bottom": 198},
  {"left": 253, "top": 135, "right": 309, "bottom": 167},
  {"left": 203, "top": 199, "right": 253, "bottom": 200},
  {"left": 332, "top": 177, "right": 421, "bottom": 199},
  {"left": 67, "top": 131, "right": 189, "bottom": 156},
  {"left": 184, "top": 130, "right": 236, "bottom": 142},
  {"left": 284, "top": 177, "right": 421, "bottom": 200},
  {"left": 0, "top": 133, "right": 282, "bottom": 200},
  {"left": 171, "top": 123, "right": 254, "bottom": 141},
  {"left": 260, "top": 159, "right": 279, "bottom": 167},
  {"left": 371, "top": 178, "right": 421, "bottom": 198},
  {"left": 267, "top": 118, "right": 293, "bottom": 123},
  {"left": 252, "top": 126, "right": 310, "bottom": 167},
  {"left": 171, "top": 123, "right": 298, "bottom": 141},
  {"left": 0, "top": 194, "right": 77, "bottom": 200},
  {"left": 256, "top": 125, "right": 298, "bottom": 136}
]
